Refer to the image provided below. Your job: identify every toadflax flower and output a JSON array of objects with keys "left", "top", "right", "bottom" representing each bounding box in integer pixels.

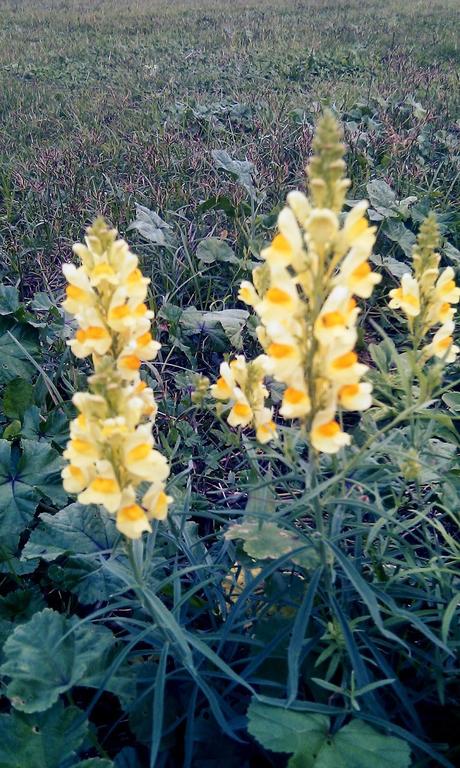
[
  {"left": 210, "top": 355, "right": 277, "bottom": 443},
  {"left": 388, "top": 213, "right": 459, "bottom": 365},
  {"left": 61, "top": 218, "right": 172, "bottom": 539},
  {"left": 213, "top": 111, "right": 382, "bottom": 453}
]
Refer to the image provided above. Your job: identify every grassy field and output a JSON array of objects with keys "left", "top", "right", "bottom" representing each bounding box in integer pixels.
[{"left": 0, "top": 0, "right": 458, "bottom": 301}]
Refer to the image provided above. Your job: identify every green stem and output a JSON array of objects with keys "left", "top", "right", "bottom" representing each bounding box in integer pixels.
[
  {"left": 310, "top": 447, "right": 332, "bottom": 589},
  {"left": 125, "top": 538, "right": 144, "bottom": 585}
]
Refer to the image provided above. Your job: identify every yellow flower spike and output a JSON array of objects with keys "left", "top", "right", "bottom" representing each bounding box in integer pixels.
[
  {"left": 307, "top": 110, "right": 349, "bottom": 213},
  {"left": 210, "top": 356, "right": 276, "bottom": 442},
  {"left": 212, "top": 112, "right": 381, "bottom": 452},
  {"left": 61, "top": 218, "right": 172, "bottom": 539},
  {"left": 388, "top": 213, "right": 459, "bottom": 368}
]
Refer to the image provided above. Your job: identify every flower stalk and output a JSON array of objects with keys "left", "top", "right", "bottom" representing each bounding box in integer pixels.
[{"left": 61, "top": 218, "right": 172, "bottom": 539}]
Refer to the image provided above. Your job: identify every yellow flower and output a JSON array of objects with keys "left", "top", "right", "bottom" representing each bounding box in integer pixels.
[
  {"left": 305, "top": 209, "right": 339, "bottom": 247},
  {"left": 335, "top": 249, "right": 381, "bottom": 298},
  {"left": 64, "top": 437, "right": 100, "bottom": 467},
  {"left": 286, "top": 190, "right": 310, "bottom": 226},
  {"left": 68, "top": 309, "right": 112, "bottom": 358},
  {"left": 325, "top": 347, "right": 368, "bottom": 385},
  {"left": 254, "top": 407, "right": 277, "bottom": 444},
  {"left": 62, "top": 464, "right": 93, "bottom": 494},
  {"left": 261, "top": 233, "right": 295, "bottom": 269},
  {"left": 256, "top": 275, "right": 300, "bottom": 323},
  {"left": 314, "top": 286, "right": 358, "bottom": 347},
  {"left": 210, "top": 356, "right": 275, "bottom": 442},
  {"left": 311, "top": 410, "right": 351, "bottom": 453},
  {"left": 277, "top": 207, "right": 304, "bottom": 258},
  {"left": 238, "top": 280, "right": 260, "bottom": 307},
  {"left": 61, "top": 218, "right": 172, "bottom": 539},
  {"left": 62, "top": 264, "right": 95, "bottom": 314},
  {"left": 435, "top": 267, "right": 460, "bottom": 305},
  {"left": 264, "top": 323, "right": 303, "bottom": 383},
  {"left": 143, "top": 483, "right": 173, "bottom": 521},
  {"left": 124, "top": 425, "right": 170, "bottom": 482},
  {"left": 338, "top": 381, "right": 373, "bottom": 411},
  {"left": 388, "top": 273, "right": 420, "bottom": 317},
  {"left": 340, "top": 201, "right": 374, "bottom": 251},
  {"left": 424, "top": 321, "right": 459, "bottom": 363},
  {"left": 227, "top": 394, "right": 254, "bottom": 428},
  {"left": 78, "top": 460, "right": 122, "bottom": 513},
  {"left": 280, "top": 386, "right": 311, "bottom": 418},
  {"left": 117, "top": 487, "right": 152, "bottom": 539}
]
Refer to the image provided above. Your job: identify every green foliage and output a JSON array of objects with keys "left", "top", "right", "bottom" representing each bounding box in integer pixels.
[
  {"left": 0, "top": 609, "right": 114, "bottom": 712},
  {"left": 0, "top": 702, "right": 89, "bottom": 768},
  {"left": 247, "top": 702, "right": 412, "bottom": 768}
]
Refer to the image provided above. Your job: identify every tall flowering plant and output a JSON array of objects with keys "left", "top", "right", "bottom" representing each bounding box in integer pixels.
[
  {"left": 212, "top": 112, "right": 382, "bottom": 453},
  {"left": 389, "top": 213, "right": 459, "bottom": 362},
  {"left": 61, "top": 218, "right": 172, "bottom": 539}
]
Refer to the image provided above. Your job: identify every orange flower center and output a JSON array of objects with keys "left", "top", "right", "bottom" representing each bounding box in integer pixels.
[
  {"left": 266, "top": 287, "right": 292, "bottom": 305},
  {"left": 127, "top": 268, "right": 143, "bottom": 284},
  {"left": 440, "top": 280, "right": 456, "bottom": 295},
  {"left": 91, "top": 477, "right": 118, "bottom": 494},
  {"left": 137, "top": 332, "right": 152, "bottom": 347},
  {"left": 128, "top": 443, "right": 151, "bottom": 462},
  {"left": 134, "top": 303, "right": 148, "bottom": 316},
  {"left": 347, "top": 218, "right": 368, "bottom": 239},
  {"left": 71, "top": 439, "right": 93, "bottom": 454},
  {"left": 271, "top": 233, "right": 292, "bottom": 255},
  {"left": 66, "top": 285, "right": 86, "bottom": 300},
  {"left": 406, "top": 294, "right": 419, "bottom": 307},
  {"left": 91, "top": 263, "right": 115, "bottom": 277},
  {"left": 76, "top": 326, "right": 109, "bottom": 343},
  {"left": 439, "top": 302, "right": 450, "bottom": 317},
  {"left": 216, "top": 377, "right": 232, "bottom": 396},
  {"left": 109, "top": 304, "right": 131, "bottom": 320},
  {"left": 333, "top": 351, "right": 358, "bottom": 369},
  {"left": 233, "top": 403, "right": 252, "bottom": 418},
  {"left": 438, "top": 336, "right": 452, "bottom": 350},
  {"left": 352, "top": 261, "right": 371, "bottom": 278},
  {"left": 321, "top": 311, "right": 345, "bottom": 328},
  {"left": 268, "top": 343, "right": 295, "bottom": 359},
  {"left": 69, "top": 465, "right": 84, "bottom": 479},
  {"left": 284, "top": 387, "right": 306, "bottom": 404},
  {"left": 317, "top": 420, "right": 341, "bottom": 438},
  {"left": 119, "top": 503, "right": 144, "bottom": 521},
  {"left": 340, "top": 383, "right": 359, "bottom": 398},
  {"left": 120, "top": 355, "right": 141, "bottom": 371}
]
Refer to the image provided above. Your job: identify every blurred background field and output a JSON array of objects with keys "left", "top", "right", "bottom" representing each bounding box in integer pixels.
[{"left": 0, "top": 0, "right": 458, "bottom": 301}]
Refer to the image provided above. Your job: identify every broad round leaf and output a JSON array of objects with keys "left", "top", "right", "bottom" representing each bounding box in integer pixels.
[{"left": 0, "top": 608, "right": 114, "bottom": 712}]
